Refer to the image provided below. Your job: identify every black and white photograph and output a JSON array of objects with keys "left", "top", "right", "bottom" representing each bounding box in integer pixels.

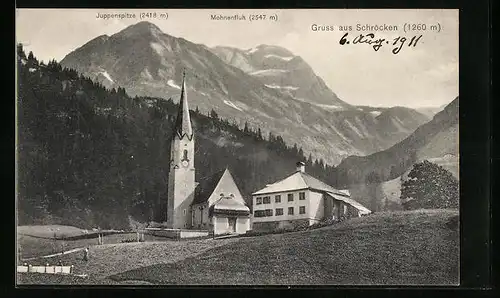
[{"left": 15, "top": 9, "right": 459, "bottom": 285}]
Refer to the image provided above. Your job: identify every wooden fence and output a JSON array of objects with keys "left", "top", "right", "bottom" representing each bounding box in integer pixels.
[{"left": 17, "top": 264, "right": 73, "bottom": 274}]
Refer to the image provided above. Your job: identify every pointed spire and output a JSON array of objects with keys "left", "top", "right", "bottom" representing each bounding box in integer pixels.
[{"left": 173, "top": 70, "right": 193, "bottom": 140}]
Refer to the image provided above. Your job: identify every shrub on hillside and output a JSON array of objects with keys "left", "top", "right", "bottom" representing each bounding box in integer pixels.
[{"left": 400, "top": 160, "right": 459, "bottom": 210}]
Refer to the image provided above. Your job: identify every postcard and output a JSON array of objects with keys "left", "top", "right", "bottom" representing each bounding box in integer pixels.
[{"left": 15, "top": 8, "right": 459, "bottom": 285}]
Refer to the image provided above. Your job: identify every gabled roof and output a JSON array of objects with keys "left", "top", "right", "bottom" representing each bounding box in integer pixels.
[
  {"left": 325, "top": 191, "right": 371, "bottom": 214},
  {"left": 211, "top": 196, "right": 250, "bottom": 213},
  {"left": 252, "top": 171, "right": 348, "bottom": 197},
  {"left": 173, "top": 72, "right": 193, "bottom": 140},
  {"left": 192, "top": 169, "right": 226, "bottom": 205}
]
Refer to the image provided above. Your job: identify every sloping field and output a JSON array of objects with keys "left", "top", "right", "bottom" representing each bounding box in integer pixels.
[
  {"left": 17, "top": 233, "right": 170, "bottom": 260},
  {"left": 18, "top": 210, "right": 459, "bottom": 286},
  {"left": 17, "top": 237, "right": 240, "bottom": 284},
  {"left": 110, "top": 210, "right": 459, "bottom": 285}
]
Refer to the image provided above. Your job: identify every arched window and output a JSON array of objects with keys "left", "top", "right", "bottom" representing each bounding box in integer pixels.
[{"left": 183, "top": 149, "right": 189, "bottom": 161}]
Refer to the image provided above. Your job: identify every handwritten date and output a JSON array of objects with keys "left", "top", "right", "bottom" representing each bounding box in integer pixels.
[{"left": 339, "top": 32, "right": 423, "bottom": 54}]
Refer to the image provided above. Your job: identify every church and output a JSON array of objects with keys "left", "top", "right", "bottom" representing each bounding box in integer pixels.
[{"left": 165, "top": 73, "right": 251, "bottom": 236}]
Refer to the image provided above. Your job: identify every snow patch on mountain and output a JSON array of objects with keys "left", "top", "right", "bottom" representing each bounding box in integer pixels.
[
  {"left": 150, "top": 42, "right": 164, "bottom": 55},
  {"left": 250, "top": 69, "right": 289, "bottom": 76},
  {"left": 370, "top": 111, "right": 382, "bottom": 117},
  {"left": 264, "top": 84, "right": 299, "bottom": 90},
  {"left": 167, "top": 79, "right": 181, "bottom": 89},
  {"left": 328, "top": 123, "right": 350, "bottom": 142},
  {"left": 390, "top": 117, "right": 410, "bottom": 133},
  {"left": 316, "top": 104, "right": 343, "bottom": 110},
  {"left": 223, "top": 100, "right": 243, "bottom": 111},
  {"left": 100, "top": 71, "right": 114, "bottom": 83},
  {"left": 141, "top": 68, "right": 154, "bottom": 80},
  {"left": 354, "top": 116, "right": 370, "bottom": 137},
  {"left": 264, "top": 54, "right": 294, "bottom": 61},
  {"left": 345, "top": 120, "right": 364, "bottom": 138}
]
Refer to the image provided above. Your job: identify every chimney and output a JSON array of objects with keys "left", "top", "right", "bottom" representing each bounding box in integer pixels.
[{"left": 296, "top": 161, "right": 305, "bottom": 173}]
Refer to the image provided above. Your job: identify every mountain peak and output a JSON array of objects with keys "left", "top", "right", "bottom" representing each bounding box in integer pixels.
[{"left": 116, "top": 21, "right": 163, "bottom": 38}]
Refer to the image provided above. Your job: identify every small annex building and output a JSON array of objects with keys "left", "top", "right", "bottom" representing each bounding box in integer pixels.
[
  {"left": 251, "top": 162, "right": 371, "bottom": 231},
  {"left": 191, "top": 168, "right": 251, "bottom": 235}
]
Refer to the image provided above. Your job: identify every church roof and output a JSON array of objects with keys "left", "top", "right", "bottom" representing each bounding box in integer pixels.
[
  {"left": 211, "top": 195, "right": 250, "bottom": 214},
  {"left": 173, "top": 72, "right": 193, "bottom": 140},
  {"left": 252, "top": 170, "right": 349, "bottom": 197},
  {"left": 192, "top": 169, "right": 226, "bottom": 205}
]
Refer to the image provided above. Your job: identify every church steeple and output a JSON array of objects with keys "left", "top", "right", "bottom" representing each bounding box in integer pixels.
[
  {"left": 167, "top": 70, "right": 196, "bottom": 228},
  {"left": 173, "top": 71, "right": 193, "bottom": 140}
]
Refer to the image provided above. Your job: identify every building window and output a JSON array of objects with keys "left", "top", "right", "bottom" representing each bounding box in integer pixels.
[
  {"left": 265, "top": 209, "right": 273, "bottom": 216},
  {"left": 183, "top": 150, "right": 189, "bottom": 161},
  {"left": 299, "top": 206, "right": 306, "bottom": 214},
  {"left": 254, "top": 210, "right": 266, "bottom": 217},
  {"left": 288, "top": 193, "right": 294, "bottom": 202},
  {"left": 299, "top": 192, "right": 306, "bottom": 200},
  {"left": 275, "top": 195, "right": 281, "bottom": 203},
  {"left": 256, "top": 197, "right": 262, "bottom": 205},
  {"left": 276, "top": 208, "right": 283, "bottom": 216},
  {"left": 263, "top": 196, "right": 271, "bottom": 204},
  {"left": 183, "top": 209, "right": 186, "bottom": 215},
  {"left": 288, "top": 207, "right": 294, "bottom": 215}
]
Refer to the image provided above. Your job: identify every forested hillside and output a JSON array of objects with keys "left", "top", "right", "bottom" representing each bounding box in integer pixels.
[{"left": 16, "top": 45, "right": 338, "bottom": 230}]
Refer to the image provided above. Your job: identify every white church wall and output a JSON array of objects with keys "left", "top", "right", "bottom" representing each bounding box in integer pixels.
[
  {"left": 236, "top": 217, "right": 250, "bottom": 234},
  {"left": 214, "top": 216, "right": 229, "bottom": 235}
]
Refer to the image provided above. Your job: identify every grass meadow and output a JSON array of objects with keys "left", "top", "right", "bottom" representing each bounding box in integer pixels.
[{"left": 17, "top": 209, "right": 459, "bottom": 285}]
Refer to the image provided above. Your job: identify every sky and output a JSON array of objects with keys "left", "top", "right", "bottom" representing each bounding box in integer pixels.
[{"left": 16, "top": 9, "right": 458, "bottom": 108}]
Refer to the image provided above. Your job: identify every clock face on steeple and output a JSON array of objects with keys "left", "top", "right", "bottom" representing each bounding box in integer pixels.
[{"left": 181, "top": 160, "right": 189, "bottom": 167}]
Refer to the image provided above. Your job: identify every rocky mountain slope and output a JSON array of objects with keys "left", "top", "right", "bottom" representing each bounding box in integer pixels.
[
  {"left": 337, "top": 97, "right": 459, "bottom": 186},
  {"left": 60, "top": 21, "right": 430, "bottom": 164},
  {"left": 210, "top": 45, "right": 350, "bottom": 109}
]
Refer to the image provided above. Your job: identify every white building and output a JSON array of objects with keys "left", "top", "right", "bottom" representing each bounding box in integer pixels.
[{"left": 251, "top": 162, "right": 371, "bottom": 231}]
